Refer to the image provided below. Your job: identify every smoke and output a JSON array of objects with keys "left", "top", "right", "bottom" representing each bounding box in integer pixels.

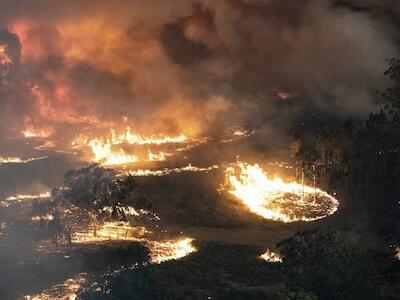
[{"left": 0, "top": 0, "right": 398, "bottom": 147}]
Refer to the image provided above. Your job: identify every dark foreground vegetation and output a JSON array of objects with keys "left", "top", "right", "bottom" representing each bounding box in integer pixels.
[
  {"left": 290, "top": 60, "right": 400, "bottom": 244},
  {"left": 79, "top": 242, "right": 150, "bottom": 272},
  {"left": 80, "top": 227, "right": 400, "bottom": 300}
]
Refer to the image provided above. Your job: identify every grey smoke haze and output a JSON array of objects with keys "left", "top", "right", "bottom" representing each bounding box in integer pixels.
[{"left": 0, "top": 0, "right": 399, "bottom": 147}]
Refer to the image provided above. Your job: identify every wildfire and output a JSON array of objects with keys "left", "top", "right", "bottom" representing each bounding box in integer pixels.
[
  {"left": 0, "top": 44, "right": 12, "bottom": 75},
  {"left": 0, "top": 222, "right": 6, "bottom": 236},
  {"left": 31, "top": 214, "right": 54, "bottom": 221},
  {"left": 147, "top": 150, "right": 171, "bottom": 162},
  {"left": 88, "top": 138, "right": 139, "bottom": 165},
  {"left": 22, "top": 116, "right": 53, "bottom": 138},
  {"left": 71, "top": 127, "right": 212, "bottom": 166},
  {"left": 223, "top": 162, "right": 339, "bottom": 223},
  {"left": 276, "top": 90, "right": 293, "bottom": 101},
  {"left": 72, "top": 221, "right": 150, "bottom": 244},
  {"left": 149, "top": 238, "right": 196, "bottom": 263},
  {"left": 4, "top": 192, "right": 51, "bottom": 202},
  {"left": 121, "top": 164, "right": 219, "bottom": 177},
  {"left": 221, "top": 128, "right": 254, "bottom": 143},
  {"left": 100, "top": 206, "right": 160, "bottom": 222},
  {"left": 395, "top": 247, "right": 400, "bottom": 260},
  {"left": 0, "top": 156, "right": 47, "bottom": 165},
  {"left": 24, "top": 273, "right": 87, "bottom": 300},
  {"left": 25, "top": 237, "right": 196, "bottom": 299},
  {"left": 109, "top": 127, "right": 187, "bottom": 145},
  {"left": 260, "top": 249, "right": 283, "bottom": 263},
  {"left": 71, "top": 222, "right": 196, "bottom": 263},
  {"left": 72, "top": 127, "right": 191, "bottom": 166}
]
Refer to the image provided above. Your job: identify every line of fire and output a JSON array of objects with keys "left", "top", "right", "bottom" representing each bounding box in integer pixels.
[{"left": 0, "top": 1, "right": 400, "bottom": 300}]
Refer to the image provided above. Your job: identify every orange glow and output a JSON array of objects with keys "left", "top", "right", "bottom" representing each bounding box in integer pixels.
[
  {"left": 260, "top": 249, "right": 282, "bottom": 263},
  {"left": 72, "top": 221, "right": 150, "bottom": 244},
  {"left": 0, "top": 45, "right": 12, "bottom": 75},
  {"left": 109, "top": 127, "right": 187, "bottom": 145},
  {"left": 88, "top": 138, "right": 139, "bottom": 166},
  {"left": 276, "top": 90, "right": 292, "bottom": 101},
  {"left": 9, "top": 19, "right": 51, "bottom": 62},
  {"left": 395, "top": 247, "right": 400, "bottom": 260},
  {"left": 149, "top": 238, "right": 196, "bottom": 263},
  {"left": 147, "top": 150, "right": 171, "bottom": 162},
  {"left": 223, "top": 162, "right": 339, "bottom": 223},
  {"left": 5, "top": 192, "right": 51, "bottom": 202},
  {"left": 31, "top": 214, "right": 54, "bottom": 221},
  {"left": 22, "top": 116, "right": 53, "bottom": 138},
  {"left": 28, "top": 83, "right": 101, "bottom": 126},
  {"left": 24, "top": 273, "right": 87, "bottom": 300},
  {"left": 70, "top": 221, "right": 196, "bottom": 263},
  {"left": 72, "top": 127, "right": 195, "bottom": 166},
  {"left": 0, "top": 156, "right": 47, "bottom": 165},
  {"left": 121, "top": 164, "right": 219, "bottom": 177}
]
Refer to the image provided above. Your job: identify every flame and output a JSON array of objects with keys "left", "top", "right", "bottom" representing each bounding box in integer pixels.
[
  {"left": 25, "top": 237, "right": 195, "bottom": 299},
  {"left": 121, "top": 164, "right": 219, "bottom": 177},
  {"left": 31, "top": 214, "right": 54, "bottom": 221},
  {"left": 71, "top": 221, "right": 196, "bottom": 263},
  {"left": 24, "top": 273, "right": 87, "bottom": 300},
  {"left": 0, "top": 222, "right": 6, "bottom": 236},
  {"left": 223, "top": 162, "right": 339, "bottom": 223},
  {"left": 72, "top": 127, "right": 197, "bottom": 166},
  {"left": 24, "top": 239, "right": 196, "bottom": 299},
  {"left": 260, "top": 249, "right": 282, "bottom": 263},
  {"left": 395, "top": 247, "right": 400, "bottom": 260},
  {"left": 276, "top": 90, "right": 293, "bottom": 100},
  {"left": 149, "top": 238, "right": 196, "bottom": 263},
  {"left": 0, "top": 45, "right": 12, "bottom": 75},
  {"left": 101, "top": 206, "right": 160, "bottom": 220},
  {"left": 28, "top": 83, "right": 101, "bottom": 126},
  {"left": 109, "top": 127, "right": 187, "bottom": 145},
  {"left": 0, "top": 156, "right": 47, "bottom": 164},
  {"left": 87, "top": 138, "right": 139, "bottom": 165},
  {"left": 0, "top": 45, "right": 12, "bottom": 64},
  {"left": 221, "top": 128, "right": 254, "bottom": 143},
  {"left": 22, "top": 116, "right": 53, "bottom": 138},
  {"left": 72, "top": 221, "right": 150, "bottom": 244},
  {"left": 4, "top": 192, "right": 51, "bottom": 202},
  {"left": 147, "top": 150, "right": 171, "bottom": 162}
]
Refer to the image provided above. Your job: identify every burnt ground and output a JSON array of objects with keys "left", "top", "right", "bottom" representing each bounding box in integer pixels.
[{"left": 0, "top": 143, "right": 390, "bottom": 299}]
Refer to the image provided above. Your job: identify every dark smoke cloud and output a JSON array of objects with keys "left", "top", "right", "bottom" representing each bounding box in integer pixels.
[{"left": 0, "top": 0, "right": 399, "bottom": 148}]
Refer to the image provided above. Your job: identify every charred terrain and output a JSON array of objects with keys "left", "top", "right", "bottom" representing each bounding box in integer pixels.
[{"left": 1, "top": 1, "right": 400, "bottom": 300}]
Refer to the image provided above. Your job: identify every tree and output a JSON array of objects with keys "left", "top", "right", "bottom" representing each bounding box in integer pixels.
[
  {"left": 58, "top": 165, "right": 151, "bottom": 221},
  {"left": 277, "top": 227, "right": 387, "bottom": 300}
]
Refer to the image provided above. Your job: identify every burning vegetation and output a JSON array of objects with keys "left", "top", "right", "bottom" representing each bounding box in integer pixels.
[
  {"left": 0, "top": 44, "right": 11, "bottom": 76},
  {"left": 223, "top": 162, "right": 339, "bottom": 222},
  {"left": 71, "top": 127, "right": 205, "bottom": 166},
  {"left": 1, "top": 2, "right": 400, "bottom": 300}
]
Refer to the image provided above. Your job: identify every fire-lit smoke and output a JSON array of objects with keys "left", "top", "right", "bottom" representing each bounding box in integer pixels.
[
  {"left": 223, "top": 162, "right": 339, "bottom": 223},
  {"left": 0, "top": 0, "right": 398, "bottom": 150},
  {"left": 0, "top": 44, "right": 11, "bottom": 75}
]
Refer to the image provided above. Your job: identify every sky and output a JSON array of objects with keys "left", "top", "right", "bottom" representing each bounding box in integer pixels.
[{"left": 0, "top": 0, "right": 399, "bottom": 195}]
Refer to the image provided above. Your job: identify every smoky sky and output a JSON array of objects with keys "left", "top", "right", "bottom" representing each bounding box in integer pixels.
[{"left": 0, "top": 0, "right": 399, "bottom": 145}]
